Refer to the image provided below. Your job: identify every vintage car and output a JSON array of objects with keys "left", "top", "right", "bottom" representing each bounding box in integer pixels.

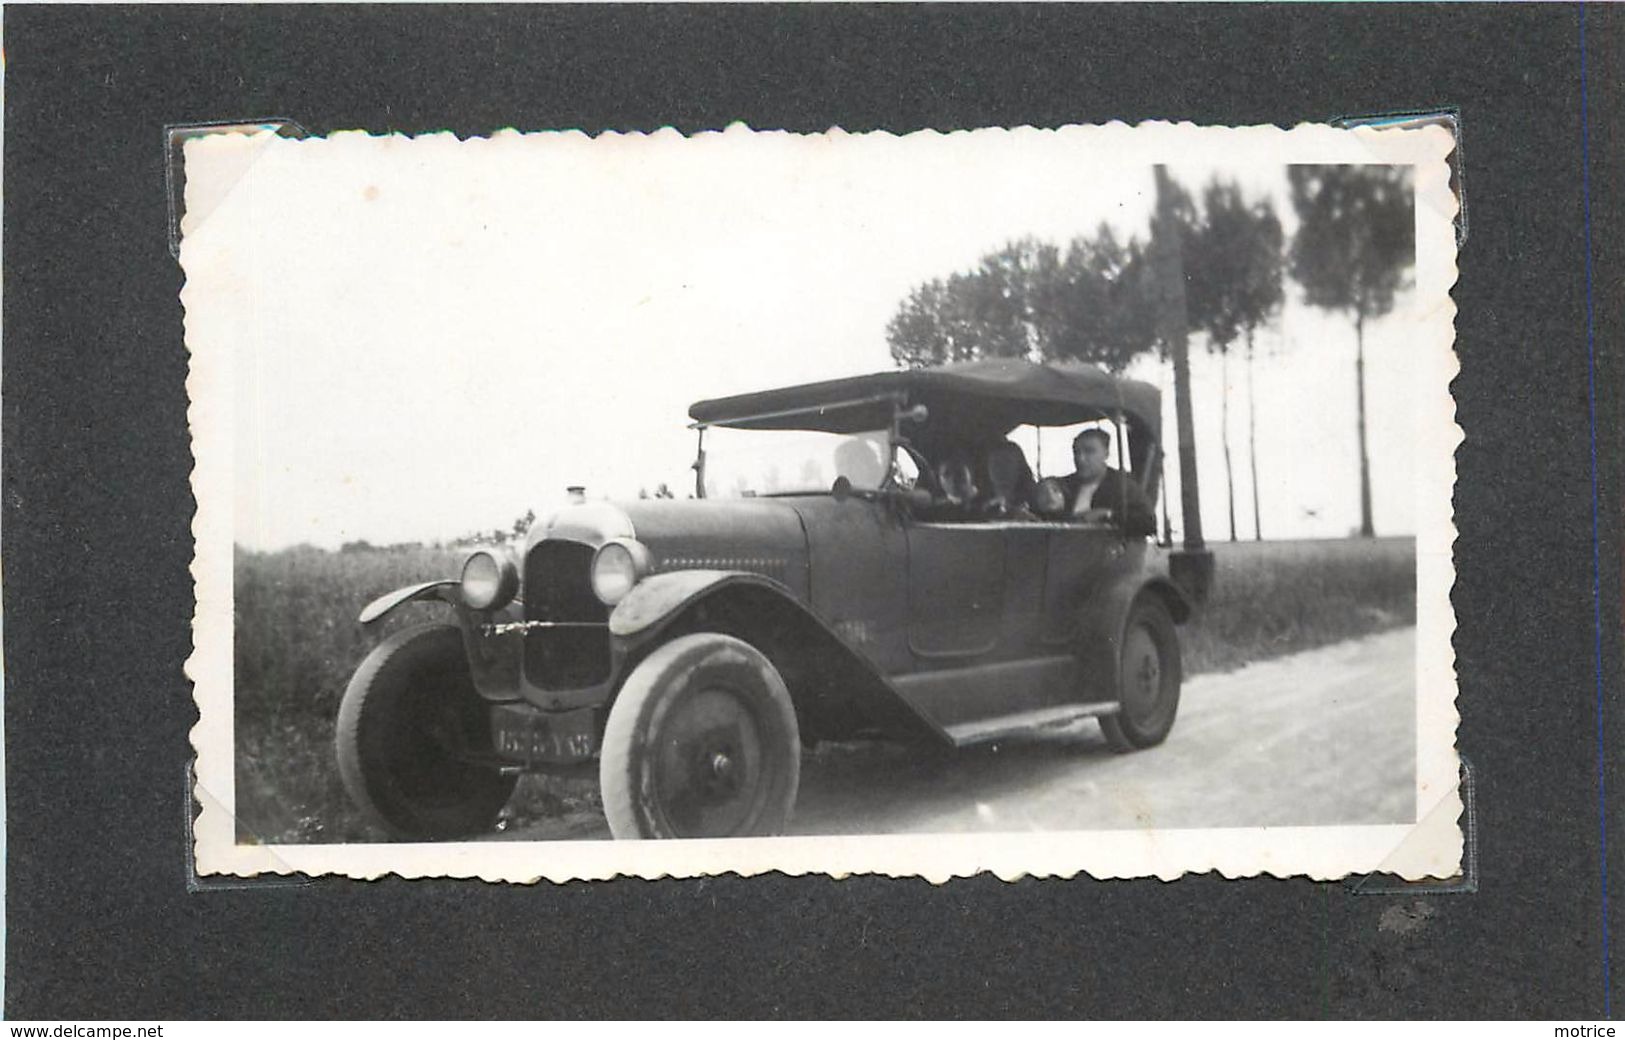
[{"left": 335, "top": 358, "right": 1205, "bottom": 841}]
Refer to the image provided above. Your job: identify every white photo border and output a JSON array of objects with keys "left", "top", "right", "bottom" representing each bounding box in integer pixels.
[{"left": 185, "top": 121, "right": 1461, "bottom": 883}]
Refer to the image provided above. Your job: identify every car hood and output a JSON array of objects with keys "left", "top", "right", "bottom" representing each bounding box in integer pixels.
[{"left": 532, "top": 497, "right": 811, "bottom": 596}]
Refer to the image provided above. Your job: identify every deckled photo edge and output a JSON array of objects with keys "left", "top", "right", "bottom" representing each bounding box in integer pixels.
[{"left": 186, "top": 120, "right": 1461, "bottom": 884}]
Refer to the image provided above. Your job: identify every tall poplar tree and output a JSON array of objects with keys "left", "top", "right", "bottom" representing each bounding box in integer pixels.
[
  {"left": 1184, "top": 180, "right": 1285, "bottom": 540},
  {"left": 1287, "top": 165, "right": 1415, "bottom": 538}
]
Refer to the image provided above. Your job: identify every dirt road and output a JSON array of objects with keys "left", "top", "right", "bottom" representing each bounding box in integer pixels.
[
  {"left": 793, "top": 626, "right": 1416, "bottom": 833},
  {"left": 500, "top": 626, "right": 1416, "bottom": 840}
]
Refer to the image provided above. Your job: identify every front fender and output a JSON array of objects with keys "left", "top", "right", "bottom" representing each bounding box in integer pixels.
[
  {"left": 609, "top": 569, "right": 948, "bottom": 745},
  {"left": 357, "top": 580, "right": 525, "bottom": 699},
  {"left": 358, "top": 580, "right": 460, "bottom": 624},
  {"left": 609, "top": 570, "right": 783, "bottom": 639}
]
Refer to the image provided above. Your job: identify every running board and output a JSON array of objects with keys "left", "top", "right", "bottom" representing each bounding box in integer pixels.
[{"left": 944, "top": 702, "right": 1119, "bottom": 747}]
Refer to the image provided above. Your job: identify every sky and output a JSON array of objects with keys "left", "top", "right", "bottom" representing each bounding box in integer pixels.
[{"left": 182, "top": 126, "right": 1430, "bottom": 550}]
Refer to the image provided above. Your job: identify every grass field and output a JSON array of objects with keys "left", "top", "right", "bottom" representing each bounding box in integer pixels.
[{"left": 231, "top": 535, "right": 1416, "bottom": 844}]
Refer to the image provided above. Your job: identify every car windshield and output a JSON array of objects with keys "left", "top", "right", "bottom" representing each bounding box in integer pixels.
[{"left": 701, "top": 427, "right": 891, "bottom": 498}]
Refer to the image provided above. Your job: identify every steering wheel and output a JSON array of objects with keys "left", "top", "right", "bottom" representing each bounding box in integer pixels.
[{"left": 892, "top": 440, "right": 941, "bottom": 496}]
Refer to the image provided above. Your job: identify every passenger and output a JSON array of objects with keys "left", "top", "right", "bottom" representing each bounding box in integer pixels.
[
  {"left": 977, "top": 440, "right": 1037, "bottom": 519},
  {"left": 932, "top": 446, "right": 980, "bottom": 519},
  {"left": 1031, "top": 477, "right": 1067, "bottom": 518},
  {"left": 1057, "top": 428, "right": 1157, "bottom": 537}
]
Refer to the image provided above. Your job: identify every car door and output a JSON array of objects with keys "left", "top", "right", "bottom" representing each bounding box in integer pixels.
[
  {"left": 1039, "top": 523, "right": 1129, "bottom": 646},
  {"left": 904, "top": 519, "right": 1005, "bottom": 662},
  {"left": 790, "top": 495, "right": 913, "bottom": 675},
  {"left": 998, "top": 521, "right": 1051, "bottom": 649}
]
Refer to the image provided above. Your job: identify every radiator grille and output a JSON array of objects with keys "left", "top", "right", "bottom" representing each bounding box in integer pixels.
[{"left": 523, "top": 541, "right": 611, "bottom": 689}]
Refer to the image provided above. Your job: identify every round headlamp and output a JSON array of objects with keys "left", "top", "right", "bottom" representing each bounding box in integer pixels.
[
  {"left": 460, "top": 549, "right": 518, "bottom": 611},
  {"left": 591, "top": 538, "right": 650, "bottom": 606}
]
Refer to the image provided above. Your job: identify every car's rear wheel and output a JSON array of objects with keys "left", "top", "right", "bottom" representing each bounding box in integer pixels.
[
  {"left": 600, "top": 633, "right": 801, "bottom": 839},
  {"left": 1099, "top": 597, "right": 1182, "bottom": 752},
  {"left": 336, "top": 623, "right": 517, "bottom": 839}
]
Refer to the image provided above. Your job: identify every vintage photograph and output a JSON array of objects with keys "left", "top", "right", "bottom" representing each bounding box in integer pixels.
[{"left": 184, "top": 122, "right": 1460, "bottom": 881}]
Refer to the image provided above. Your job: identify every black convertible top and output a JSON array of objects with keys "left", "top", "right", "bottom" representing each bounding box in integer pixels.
[{"left": 688, "top": 358, "right": 1162, "bottom": 443}]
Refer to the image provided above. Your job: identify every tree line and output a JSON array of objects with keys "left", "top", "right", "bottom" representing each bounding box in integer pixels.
[{"left": 885, "top": 164, "right": 1415, "bottom": 541}]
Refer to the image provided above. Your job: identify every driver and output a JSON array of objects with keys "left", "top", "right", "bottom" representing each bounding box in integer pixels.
[{"left": 1050, "top": 428, "right": 1157, "bottom": 537}]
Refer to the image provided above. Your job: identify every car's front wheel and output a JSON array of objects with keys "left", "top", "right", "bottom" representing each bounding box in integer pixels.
[
  {"left": 599, "top": 633, "right": 801, "bottom": 839},
  {"left": 335, "top": 623, "right": 517, "bottom": 839},
  {"left": 1099, "top": 596, "right": 1182, "bottom": 752}
]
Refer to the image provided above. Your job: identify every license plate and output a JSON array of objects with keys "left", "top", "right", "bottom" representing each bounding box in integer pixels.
[{"left": 490, "top": 705, "right": 598, "bottom": 763}]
